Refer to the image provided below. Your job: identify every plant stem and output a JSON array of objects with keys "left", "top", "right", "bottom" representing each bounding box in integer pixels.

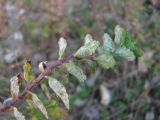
[{"left": 0, "top": 54, "right": 75, "bottom": 112}]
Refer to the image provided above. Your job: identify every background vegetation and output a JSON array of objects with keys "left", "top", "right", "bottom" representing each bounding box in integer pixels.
[{"left": 0, "top": 0, "right": 160, "bottom": 120}]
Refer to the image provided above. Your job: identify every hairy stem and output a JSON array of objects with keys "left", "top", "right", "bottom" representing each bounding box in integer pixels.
[{"left": 0, "top": 54, "right": 75, "bottom": 112}]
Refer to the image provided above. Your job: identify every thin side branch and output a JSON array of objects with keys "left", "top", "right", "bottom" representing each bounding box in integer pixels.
[{"left": 0, "top": 54, "right": 75, "bottom": 112}]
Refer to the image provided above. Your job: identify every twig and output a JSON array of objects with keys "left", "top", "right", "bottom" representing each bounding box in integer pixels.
[{"left": 0, "top": 54, "right": 75, "bottom": 112}]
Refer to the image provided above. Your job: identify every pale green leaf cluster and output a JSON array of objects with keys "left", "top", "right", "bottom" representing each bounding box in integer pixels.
[
  {"left": 114, "top": 26, "right": 136, "bottom": 61},
  {"left": 13, "top": 107, "right": 25, "bottom": 120},
  {"left": 93, "top": 25, "right": 138, "bottom": 69},
  {"left": 47, "top": 76, "right": 69, "bottom": 109},
  {"left": 101, "top": 25, "right": 136, "bottom": 63},
  {"left": 58, "top": 37, "right": 67, "bottom": 60},
  {"left": 27, "top": 92, "right": 48, "bottom": 119},
  {"left": 74, "top": 35, "right": 100, "bottom": 58},
  {"left": 65, "top": 61, "right": 86, "bottom": 82}
]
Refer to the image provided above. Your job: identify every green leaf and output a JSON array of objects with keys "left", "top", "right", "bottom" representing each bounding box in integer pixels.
[
  {"left": 13, "top": 107, "right": 25, "bottom": 120},
  {"left": 75, "top": 35, "right": 100, "bottom": 58},
  {"left": 10, "top": 76, "right": 20, "bottom": 98},
  {"left": 46, "top": 76, "right": 69, "bottom": 109},
  {"left": 114, "top": 25, "right": 124, "bottom": 45},
  {"left": 65, "top": 61, "right": 86, "bottom": 82},
  {"left": 95, "top": 54, "right": 115, "bottom": 69},
  {"left": 123, "top": 29, "right": 143, "bottom": 57},
  {"left": 103, "top": 33, "right": 115, "bottom": 52},
  {"left": 41, "top": 83, "right": 51, "bottom": 100},
  {"left": 115, "top": 47, "right": 135, "bottom": 61},
  {"left": 114, "top": 26, "right": 142, "bottom": 57},
  {"left": 23, "top": 61, "right": 35, "bottom": 83},
  {"left": 58, "top": 37, "right": 67, "bottom": 60},
  {"left": 27, "top": 92, "right": 48, "bottom": 119}
]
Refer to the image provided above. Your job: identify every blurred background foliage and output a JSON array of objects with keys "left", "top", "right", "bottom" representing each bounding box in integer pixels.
[{"left": 0, "top": 0, "right": 160, "bottom": 120}]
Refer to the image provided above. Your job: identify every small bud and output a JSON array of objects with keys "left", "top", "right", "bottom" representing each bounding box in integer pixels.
[{"left": 39, "top": 61, "right": 48, "bottom": 73}]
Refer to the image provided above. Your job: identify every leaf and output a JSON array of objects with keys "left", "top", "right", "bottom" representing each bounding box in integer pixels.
[
  {"left": 46, "top": 76, "right": 69, "bottom": 109},
  {"left": 65, "top": 61, "right": 86, "bottom": 82},
  {"left": 58, "top": 37, "right": 67, "bottom": 60},
  {"left": 103, "top": 33, "right": 115, "bottom": 52},
  {"left": 114, "top": 26, "right": 142, "bottom": 57},
  {"left": 95, "top": 54, "right": 115, "bottom": 69},
  {"left": 23, "top": 60, "right": 35, "bottom": 83},
  {"left": 75, "top": 35, "right": 100, "bottom": 58},
  {"left": 123, "top": 29, "right": 143, "bottom": 57},
  {"left": 115, "top": 47, "right": 135, "bottom": 61},
  {"left": 114, "top": 25, "right": 124, "bottom": 45},
  {"left": 84, "top": 34, "right": 93, "bottom": 45},
  {"left": 10, "top": 76, "right": 20, "bottom": 97},
  {"left": 13, "top": 107, "right": 25, "bottom": 120},
  {"left": 41, "top": 83, "right": 51, "bottom": 100},
  {"left": 27, "top": 92, "right": 48, "bottom": 119}
]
